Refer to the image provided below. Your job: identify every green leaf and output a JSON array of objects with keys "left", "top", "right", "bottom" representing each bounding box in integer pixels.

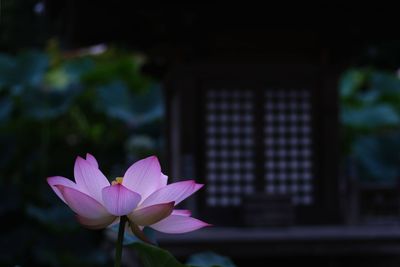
[
  {"left": 370, "top": 71, "right": 400, "bottom": 94},
  {"left": 16, "top": 51, "right": 49, "bottom": 87},
  {"left": 341, "top": 104, "right": 400, "bottom": 129},
  {"left": 44, "top": 67, "right": 70, "bottom": 90},
  {"left": 0, "top": 53, "right": 16, "bottom": 88},
  {"left": 20, "top": 85, "right": 79, "bottom": 119},
  {"left": 96, "top": 81, "right": 163, "bottom": 125},
  {"left": 129, "top": 242, "right": 186, "bottom": 267},
  {"left": 357, "top": 90, "right": 380, "bottom": 105},
  {"left": 187, "top": 252, "right": 237, "bottom": 267},
  {"left": 96, "top": 81, "right": 135, "bottom": 123},
  {"left": 0, "top": 51, "right": 49, "bottom": 94},
  {"left": 339, "top": 69, "right": 366, "bottom": 99},
  {"left": 131, "top": 84, "right": 164, "bottom": 124},
  {"left": 44, "top": 58, "right": 94, "bottom": 90},
  {"left": 64, "top": 57, "right": 95, "bottom": 81},
  {"left": 0, "top": 96, "right": 13, "bottom": 121},
  {"left": 80, "top": 51, "right": 150, "bottom": 91},
  {"left": 353, "top": 133, "right": 400, "bottom": 184}
]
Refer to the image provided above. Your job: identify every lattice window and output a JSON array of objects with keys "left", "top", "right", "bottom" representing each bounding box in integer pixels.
[
  {"left": 264, "top": 90, "right": 314, "bottom": 205},
  {"left": 205, "top": 89, "right": 255, "bottom": 207},
  {"left": 204, "top": 88, "right": 315, "bottom": 208}
]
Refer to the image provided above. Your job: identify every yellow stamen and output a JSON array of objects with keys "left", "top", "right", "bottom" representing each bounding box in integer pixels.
[{"left": 112, "top": 177, "right": 123, "bottom": 185}]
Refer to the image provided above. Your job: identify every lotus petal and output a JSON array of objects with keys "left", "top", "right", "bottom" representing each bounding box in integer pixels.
[
  {"left": 85, "top": 153, "right": 99, "bottom": 168},
  {"left": 160, "top": 173, "right": 168, "bottom": 187},
  {"left": 128, "top": 202, "right": 174, "bottom": 226},
  {"left": 171, "top": 209, "right": 192, "bottom": 216},
  {"left": 102, "top": 184, "right": 141, "bottom": 216},
  {"left": 76, "top": 215, "right": 116, "bottom": 229},
  {"left": 56, "top": 185, "right": 110, "bottom": 219},
  {"left": 129, "top": 222, "right": 152, "bottom": 244},
  {"left": 74, "top": 156, "right": 110, "bottom": 203},
  {"left": 140, "top": 180, "right": 203, "bottom": 207},
  {"left": 150, "top": 215, "right": 210, "bottom": 234},
  {"left": 122, "top": 156, "right": 163, "bottom": 200},
  {"left": 47, "top": 176, "right": 79, "bottom": 204}
]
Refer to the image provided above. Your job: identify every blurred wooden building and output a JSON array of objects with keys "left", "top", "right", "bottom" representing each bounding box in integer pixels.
[{"left": 48, "top": 4, "right": 400, "bottom": 266}]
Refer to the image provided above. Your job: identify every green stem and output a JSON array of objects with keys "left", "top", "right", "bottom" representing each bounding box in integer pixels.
[{"left": 115, "top": 216, "right": 127, "bottom": 267}]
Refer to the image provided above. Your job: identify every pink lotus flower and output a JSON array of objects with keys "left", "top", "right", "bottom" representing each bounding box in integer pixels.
[{"left": 47, "top": 154, "right": 209, "bottom": 237}]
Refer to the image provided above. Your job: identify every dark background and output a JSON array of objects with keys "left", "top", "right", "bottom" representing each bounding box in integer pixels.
[{"left": 3, "top": 2, "right": 400, "bottom": 266}]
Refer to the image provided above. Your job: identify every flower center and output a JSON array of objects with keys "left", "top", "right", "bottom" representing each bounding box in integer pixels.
[{"left": 112, "top": 177, "right": 123, "bottom": 185}]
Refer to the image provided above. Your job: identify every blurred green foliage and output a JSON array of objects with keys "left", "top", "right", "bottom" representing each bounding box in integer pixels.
[
  {"left": 186, "top": 251, "right": 237, "bottom": 267},
  {"left": 0, "top": 43, "right": 164, "bottom": 266},
  {"left": 130, "top": 242, "right": 186, "bottom": 267},
  {"left": 129, "top": 242, "right": 235, "bottom": 267},
  {"left": 340, "top": 68, "right": 400, "bottom": 184}
]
